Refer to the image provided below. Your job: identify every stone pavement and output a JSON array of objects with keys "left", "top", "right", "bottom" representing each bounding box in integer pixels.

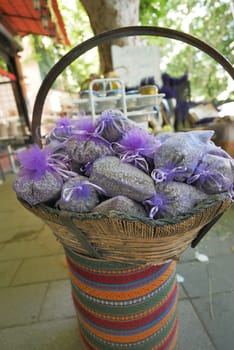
[{"left": 0, "top": 174, "right": 233, "bottom": 350}]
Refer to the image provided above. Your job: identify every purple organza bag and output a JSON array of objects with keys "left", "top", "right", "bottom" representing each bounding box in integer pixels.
[
  {"left": 154, "top": 131, "right": 174, "bottom": 143},
  {"left": 46, "top": 117, "right": 77, "bottom": 142},
  {"left": 187, "top": 153, "right": 234, "bottom": 195},
  {"left": 112, "top": 127, "right": 160, "bottom": 173},
  {"left": 152, "top": 130, "right": 214, "bottom": 183},
  {"left": 95, "top": 109, "right": 134, "bottom": 142},
  {"left": 144, "top": 181, "right": 208, "bottom": 219},
  {"left": 90, "top": 156, "right": 155, "bottom": 202},
  {"left": 13, "top": 144, "right": 66, "bottom": 205},
  {"left": 66, "top": 116, "right": 113, "bottom": 165},
  {"left": 57, "top": 175, "right": 104, "bottom": 213},
  {"left": 92, "top": 195, "right": 147, "bottom": 217},
  {"left": 205, "top": 141, "right": 234, "bottom": 161}
]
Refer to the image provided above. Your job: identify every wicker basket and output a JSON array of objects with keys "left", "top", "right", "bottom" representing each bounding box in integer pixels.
[
  {"left": 20, "top": 194, "right": 231, "bottom": 264},
  {"left": 24, "top": 26, "right": 233, "bottom": 265}
]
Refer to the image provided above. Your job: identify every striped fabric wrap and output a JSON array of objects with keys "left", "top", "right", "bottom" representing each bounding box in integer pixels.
[{"left": 65, "top": 247, "right": 178, "bottom": 350}]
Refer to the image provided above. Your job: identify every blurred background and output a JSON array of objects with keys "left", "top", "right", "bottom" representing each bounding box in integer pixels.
[
  {"left": 0, "top": 2, "right": 234, "bottom": 350},
  {"left": 0, "top": 0, "right": 234, "bottom": 179}
]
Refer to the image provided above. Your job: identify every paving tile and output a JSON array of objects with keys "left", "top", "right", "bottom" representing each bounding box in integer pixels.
[
  {"left": 11, "top": 254, "right": 69, "bottom": 286},
  {"left": 0, "top": 317, "right": 81, "bottom": 350},
  {"left": 0, "top": 226, "right": 61, "bottom": 261},
  {"left": 0, "top": 259, "right": 22, "bottom": 288},
  {"left": 177, "top": 255, "right": 234, "bottom": 298},
  {"left": 210, "top": 205, "right": 234, "bottom": 238},
  {"left": 0, "top": 208, "right": 44, "bottom": 245},
  {"left": 206, "top": 255, "right": 234, "bottom": 293},
  {"left": 178, "top": 300, "right": 215, "bottom": 350},
  {"left": 180, "top": 205, "right": 234, "bottom": 263},
  {"left": 0, "top": 283, "right": 48, "bottom": 328},
  {"left": 178, "top": 283, "right": 187, "bottom": 299},
  {"left": 180, "top": 233, "right": 234, "bottom": 263},
  {"left": 39, "top": 280, "right": 76, "bottom": 321},
  {"left": 195, "top": 231, "right": 234, "bottom": 258},
  {"left": 0, "top": 178, "right": 45, "bottom": 244},
  {"left": 193, "top": 292, "right": 234, "bottom": 350},
  {"left": 177, "top": 261, "right": 209, "bottom": 298}
]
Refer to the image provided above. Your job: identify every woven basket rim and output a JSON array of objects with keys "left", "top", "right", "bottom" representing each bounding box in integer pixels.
[
  {"left": 19, "top": 191, "right": 231, "bottom": 228},
  {"left": 18, "top": 192, "right": 232, "bottom": 264}
]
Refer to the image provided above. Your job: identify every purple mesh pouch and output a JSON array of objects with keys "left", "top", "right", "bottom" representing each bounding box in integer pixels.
[
  {"left": 57, "top": 175, "right": 104, "bottom": 213},
  {"left": 66, "top": 116, "right": 113, "bottom": 164},
  {"left": 155, "top": 131, "right": 174, "bottom": 143},
  {"left": 205, "top": 141, "right": 234, "bottom": 161},
  {"left": 95, "top": 109, "right": 134, "bottom": 142},
  {"left": 144, "top": 181, "right": 208, "bottom": 219},
  {"left": 47, "top": 117, "right": 77, "bottom": 142},
  {"left": 187, "top": 153, "right": 234, "bottom": 195},
  {"left": 90, "top": 156, "right": 155, "bottom": 202},
  {"left": 13, "top": 144, "right": 63, "bottom": 205},
  {"left": 153, "top": 130, "right": 214, "bottom": 182},
  {"left": 112, "top": 127, "right": 160, "bottom": 173}
]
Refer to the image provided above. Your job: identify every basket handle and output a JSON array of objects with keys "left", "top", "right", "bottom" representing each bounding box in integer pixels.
[{"left": 32, "top": 26, "right": 234, "bottom": 146}]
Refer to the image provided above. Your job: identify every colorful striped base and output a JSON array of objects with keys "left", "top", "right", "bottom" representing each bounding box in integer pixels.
[{"left": 65, "top": 248, "right": 178, "bottom": 350}]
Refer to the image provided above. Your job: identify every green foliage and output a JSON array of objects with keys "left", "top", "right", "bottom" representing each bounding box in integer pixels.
[
  {"left": 55, "top": 0, "right": 99, "bottom": 92},
  {"left": 26, "top": 0, "right": 99, "bottom": 93},
  {"left": 26, "top": 0, "right": 233, "bottom": 100},
  {"left": 140, "top": 0, "right": 234, "bottom": 101}
]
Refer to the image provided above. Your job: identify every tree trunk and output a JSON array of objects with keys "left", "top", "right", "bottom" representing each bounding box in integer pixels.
[{"left": 80, "top": 0, "right": 140, "bottom": 74}]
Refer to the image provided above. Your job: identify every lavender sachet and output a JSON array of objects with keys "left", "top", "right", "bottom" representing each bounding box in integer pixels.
[
  {"left": 90, "top": 156, "right": 155, "bottom": 202},
  {"left": 57, "top": 175, "right": 103, "bottom": 213},
  {"left": 112, "top": 127, "right": 160, "bottom": 172},
  {"left": 66, "top": 116, "right": 113, "bottom": 165},
  {"left": 144, "top": 181, "right": 208, "bottom": 219},
  {"left": 13, "top": 144, "right": 64, "bottom": 205},
  {"left": 95, "top": 109, "right": 134, "bottom": 142},
  {"left": 152, "top": 130, "right": 214, "bottom": 183},
  {"left": 46, "top": 116, "right": 77, "bottom": 142},
  {"left": 187, "top": 153, "right": 234, "bottom": 195}
]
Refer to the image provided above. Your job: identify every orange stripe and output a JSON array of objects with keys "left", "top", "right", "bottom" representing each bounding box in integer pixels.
[
  {"left": 77, "top": 301, "right": 177, "bottom": 343},
  {"left": 72, "top": 278, "right": 177, "bottom": 322},
  {"left": 69, "top": 261, "right": 176, "bottom": 301}
]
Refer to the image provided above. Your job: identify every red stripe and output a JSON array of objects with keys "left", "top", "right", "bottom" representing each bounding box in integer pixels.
[
  {"left": 66, "top": 255, "right": 165, "bottom": 285},
  {"left": 73, "top": 282, "right": 177, "bottom": 331},
  {"left": 156, "top": 316, "right": 178, "bottom": 350},
  {"left": 80, "top": 316, "right": 178, "bottom": 350}
]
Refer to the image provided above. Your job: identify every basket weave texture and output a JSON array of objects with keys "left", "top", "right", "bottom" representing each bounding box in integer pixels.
[{"left": 20, "top": 193, "right": 231, "bottom": 264}]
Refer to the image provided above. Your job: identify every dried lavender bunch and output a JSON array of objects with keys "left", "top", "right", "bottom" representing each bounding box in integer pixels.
[
  {"left": 92, "top": 195, "right": 147, "bottom": 217},
  {"left": 152, "top": 130, "right": 214, "bottom": 183},
  {"left": 144, "top": 181, "right": 208, "bottom": 219},
  {"left": 57, "top": 175, "right": 103, "bottom": 213},
  {"left": 90, "top": 156, "right": 155, "bottom": 202}
]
